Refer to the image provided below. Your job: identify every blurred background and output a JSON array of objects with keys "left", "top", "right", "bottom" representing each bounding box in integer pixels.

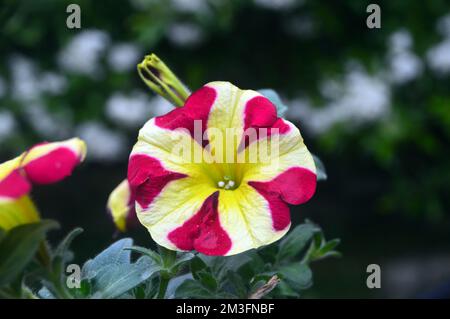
[{"left": 1, "top": 0, "right": 449, "bottom": 298}]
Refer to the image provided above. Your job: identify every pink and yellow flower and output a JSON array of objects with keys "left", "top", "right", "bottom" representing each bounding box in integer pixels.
[
  {"left": 0, "top": 138, "right": 86, "bottom": 230},
  {"left": 107, "top": 179, "right": 136, "bottom": 232},
  {"left": 128, "top": 82, "right": 316, "bottom": 256}
]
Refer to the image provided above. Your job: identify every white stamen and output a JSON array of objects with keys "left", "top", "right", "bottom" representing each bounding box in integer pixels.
[
  {"left": 217, "top": 181, "right": 225, "bottom": 188},
  {"left": 228, "top": 180, "right": 235, "bottom": 187}
]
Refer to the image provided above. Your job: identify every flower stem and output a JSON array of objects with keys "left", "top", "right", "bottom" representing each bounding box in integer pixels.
[
  {"left": 157, "top": 273, "right": 170, "bottom": 299},
  {"left": 37, "top": 240, "right": 52, "bottom": 268},
  {"left": 137, "top": 54, "right": 190, "bottom": 107}
]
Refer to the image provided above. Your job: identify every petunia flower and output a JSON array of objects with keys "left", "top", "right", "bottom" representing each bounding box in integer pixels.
[
  {"left": 0, "top": 138, "right": 87, "bottom": 230},
  {"left": 128, "top": 81, "right": 317, "bottom": 256}
]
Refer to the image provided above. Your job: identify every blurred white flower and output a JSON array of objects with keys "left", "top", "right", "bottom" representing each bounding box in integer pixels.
[
  {"left": 437, "top": 13, "right": 450, "bottom": 37},
  {"left": 39, "top": 72, "right": 68, "bottom": 95},
  {"left": 319, "top": 79, "right": 343, "bottom": 100},
  {"left": 388, "top": 51, "right": 422, "bottom": 84},
  {"left": 76, "top": 121, "right": 127, "bottom": 161},
  {"left": 387, "top": 30, "right": 422, "bottom": 84},
  {"left": 286, "top": 97, "right": 313, "bottom": 122},
  {"left": 10, "top": 56, "right": 40, "bottom": 102},
  {"left": 58, "top": 30, "right": 110, "bottom": 77},
  {"left": 426, "top": 39, "right": 450, "bottom": 75},
  {"left": 24, "top": 103, "right": 72, "bottom": 139},
  {"left": 334, "top": 69, "right": 390, "bottom": 121},
  {"left": 171, "top": 0, "right": 209, "bottom": 14},
  {"left": 167, "top": 23, "right": 204, "bottom": 47},
  {"left": 0, "top": 110, "right": 16, "bottom": 141},
  {"left": 388, "top": 29, "right": 413, "bottom": 53},
  {"left": 105, "top": 91, "right": 150, "bottom": 128},
  {"left": 107, "top": 43, "right": 141, "bottom": 72},
  {"left": 287, "top": 68, "right": 390, "bottom": 135},
  {"left": 254, "top": 0, "right": 300, "bottom": 10}
]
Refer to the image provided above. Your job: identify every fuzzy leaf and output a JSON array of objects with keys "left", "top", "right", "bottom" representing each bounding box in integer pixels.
[
  {"left": 82, "top": 238, "right": 133, "bottom": 280},
  {"left": 165, "top": 273, "right": 193, "bottom": 299},
  {"left": 278, "top": 263, "right": 312, "bottom": 292},
  {"left": 91, "top": 256, "right": 159, "bottom": 299},
  {"left": 278, "top": 223, "right": 319, "bottom": 261},
  {"left": 53, "top": 228, "right": 83, "bottom": 259}
]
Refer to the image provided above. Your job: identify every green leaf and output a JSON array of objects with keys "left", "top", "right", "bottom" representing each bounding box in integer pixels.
[
  {"left": 196, "top": 270, "right": 218, "bottom": 291},
  {"left": 278, "top": 263, "right": 312, "bottom": 292},
  {"left": 312, "top": 154, "right": 327, "bottom": 181},
  {"left": 126, "top": 246, "right": 162, "bottom": 265},
  {"left": 81, "top": 238, "right": 133, "bottom": 280},
  {"left": 277, "top": 223, "right": 319, "bottom": 261},
  {"left": 91, "top": 256, "right": 160, "bottom": 299},
  {"left": 190, "top": 256, "right": 208, "bottom": 281},
  {"left": 0, "top": 220, "right": 59, "bottom": 287},
  {"left": 53, "top": 228, "right": 83, "bottom": 259},
  {"left": 319, "top": 238, "right": 340, "bottom": 255},
  {"left": 225, "top": 271, "right": 248, "bottom": 298},
  {"left": 275, "top": 280, "right": 301, "bottom": 298},
  {"left": 71, "top": 280, "right": 92, "bottom": 298},
  {"left": 166, "top": 273, "right": 193, "bottom": 299},
  {"left": 258, "top": 89, "right": 288, "bottom": 117},
  {"left": 171, "top": 252, "right": 195, "bottom": 273},
  {"left": 304, "top": 230, "right": 341, "bottom": 263},
  {"left": 199, "top": 253, "right": 252, "bottom": 282},
  {"left": 175, "top": 279, "right": 215, "bottom": 299}
]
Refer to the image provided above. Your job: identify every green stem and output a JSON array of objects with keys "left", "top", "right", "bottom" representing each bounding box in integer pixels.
[
  {"left": 37, "top": 240, "right": 52, "bottom": 268},
  {"left": 156, "top": 245, "right": 178, "bottom": 299},
  {"left": 157, "top": 273, "right": 170, "bottom": 299},
  {"left": 37, "top": 240, "right": 73, "bottom": 299}
]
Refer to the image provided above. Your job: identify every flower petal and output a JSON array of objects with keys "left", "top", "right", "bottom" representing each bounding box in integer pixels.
[
  {"left": 135, "top": 175, "right": 216, "bottom": 252},
  {"left": 241, "top": 120, "right": 317, "bottom": 204},
  {"left": 0, "top": 167, "right": 31, "bottom": 202},
  {"left": 0, "top": 196, "right": 40, "bottom": 231},
  {"left": 154, "top": 85, "right": 216, "bottom": 140},
  {"left": 168, "top": 191, "right": 232, "bottom": 256},
  {"left": 107, "top": 179, "right": 136, "bottom": 232},
  {"left": 21, "top": 138, "right": 87, "bottom": 185},
  {"left": 132, "top": 118, "right": 213, "bottom": 178},
  {"left": 217, "top": 184, "right": 290, "bottom": 255}
]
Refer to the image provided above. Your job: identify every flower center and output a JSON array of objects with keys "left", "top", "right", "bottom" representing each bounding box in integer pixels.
[{"left": 216, "top": 175, "right": 237, "bottom": 190}]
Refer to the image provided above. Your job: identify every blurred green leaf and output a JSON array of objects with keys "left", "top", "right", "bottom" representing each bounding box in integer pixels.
[{"left": 0, "top": 220, "right": 59, "bottom": 287}]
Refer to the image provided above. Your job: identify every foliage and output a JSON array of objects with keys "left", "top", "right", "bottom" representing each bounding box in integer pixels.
[{"left": 0, "top": 219, "right": 339, "bottom": 299}]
